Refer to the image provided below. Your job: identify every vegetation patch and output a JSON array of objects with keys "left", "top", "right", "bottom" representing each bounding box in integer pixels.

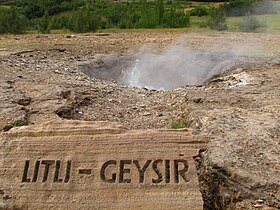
[
  {"left": 0, "top": 0, "right": 279, "bottom": 34},
  {"left": 238, "top": 13, "right": 262, "bottom": 32},
  {"left": 171, "top": 121, "right": 188, "bottom": 129},
  {"left": 208, "top": 7, "right": 228, "bottom": 30}
]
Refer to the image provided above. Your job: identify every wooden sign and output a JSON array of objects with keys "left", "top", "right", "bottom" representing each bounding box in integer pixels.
[{"left": 0, "top": 120, "right": 207, "bottom": 210}]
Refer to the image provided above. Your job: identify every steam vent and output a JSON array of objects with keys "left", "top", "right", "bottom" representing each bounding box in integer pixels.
[{"left": 79, "top": 49, "right": 238, "bottom": 90}]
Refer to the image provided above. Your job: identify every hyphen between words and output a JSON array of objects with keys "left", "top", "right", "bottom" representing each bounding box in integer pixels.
[{"left": 22, "top": 159, "right": 190, "bottom": 184}]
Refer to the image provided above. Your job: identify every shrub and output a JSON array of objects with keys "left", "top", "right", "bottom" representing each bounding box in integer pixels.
[
  {"left": 50, "top": 16, "right": 70, "bottom": 29},
  {"left": 208, "top": 8, "right": 228, "bottom": 31},
  {"left": 155, "top": 0, "right": 164, "bottom": 25},
  {"left": 9, "top": 0, "right": 193, "bottom": 32},
  {"left": 190, "top": 6, "right": 209, "bottom": 17},
  {"left": 0, "top": 6, "right": 27, "bottom": 34},
  {"left": 17, "top": 0, "right": 86, "bottom": 19},
  {"left": 223, "top": 0, "right": 277, "bottom": 16},
  {"left": 199, "top": 21, "right": 208, "bottom": 28},
  {"left": 164, "top": 3, "right": 190, "bottom": 28},
  {"left": 171, "top": 121, "right": 187, "bottom": 129},
  {"left": 37, "top": 12, "right": 51, "bottom": 33},
  {"left": 239, "top": 13, "right": 260, "bottom": 32},
  {"left": 68, "top": 6, "right": 98, "bottom": 33},
  {"left": 172, "top": 13, "right": 190, "bottom": 28}
]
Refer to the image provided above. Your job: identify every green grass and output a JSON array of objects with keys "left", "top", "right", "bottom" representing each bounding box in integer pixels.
[
  {"left": 24, "top": 13, "right": 279, "bottom": 34},
  {"left": 183, "top": 13, "right": 280, "bottom": 33},
  {"left": 171, "top": 121, "right": 187, "bottom": 129},
  {"left": 97, "top": 27, "right": 188, "bottom": 33},
  {"left": 97, "top": 26, "right": 211, "bottom": 33},
  {"left": 0, "top": 5, "right": 10, "bottom": 10},
  {"left": 25, "top": 27, "right": 189, "bottom": 34},
  {"left": 263, "top": 13, "right": 280, "bottom": 31},
  {"left": 11, "top": 120, "right": 20, "bottom": 128},
  {"left": 25, "top": 26, "right": 209, "bottom": 34},
  {"left": 188, "top": 1, "right": 223, "bottom": 7},
  {"left": 55, "top": 10, "right": 74, "bottom": 17},
  {"left": 227, "top": 13, "right": 280, "bottom": 32},
  {"left": 190, "top": 16, "right": 209, "bottom": 28},
  {"left": 50, "top": 29, "right": 71, "bottom": 34},
  {"left": 25, "top": 29, "right": 71, "bottom": 34}
]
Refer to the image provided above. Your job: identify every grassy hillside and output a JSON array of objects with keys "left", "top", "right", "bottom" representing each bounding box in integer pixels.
[{"left": 0, "top": 0, "right": 279, "bottom": 34}]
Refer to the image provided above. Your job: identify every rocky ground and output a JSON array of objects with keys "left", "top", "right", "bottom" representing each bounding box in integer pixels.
[{"left": 0, "top": 32, "right": 279, "bottom": 209}]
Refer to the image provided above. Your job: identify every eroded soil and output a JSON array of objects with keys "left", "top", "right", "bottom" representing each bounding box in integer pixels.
[{"left": 0, "top": 32, "right": 279, "bottom": 209}]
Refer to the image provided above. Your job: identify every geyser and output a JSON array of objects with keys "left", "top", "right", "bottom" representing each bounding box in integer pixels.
[{"left": 80, "top": 46, "right": 239, "bottom": 90}]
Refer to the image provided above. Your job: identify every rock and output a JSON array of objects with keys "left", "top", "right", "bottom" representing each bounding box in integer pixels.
[
  {"left": 0, "top": 81, "right": 29, "bottom": 131},
  {"left": 60, "top": 90, "right": 72, "bottom": 99},
  {"left": 193, "top": 98, "right": 203, "bottom": 103},
  {"left": 143, "top": 112, "right": 151, "bottom": 116},
  {"left": 13, "top": 96, "right": 31, "bottom": 106},
  {"left": 55, "top": 106, "right": 76, "bottom": 119},
  {"left": 66, "top": 35, "right": 76, "bottom": 38},
  {"left": 0, "top": 120, "right": 206, "bottom": 210},
  {"left": 54, "top": 70, "right": 61, "bottom": 74},
  {"left": 3, "top": 195, "right": 12, "bottom": 200},
  {"left": 253, "top": 204, "right": 263, "bottom": 208}
]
